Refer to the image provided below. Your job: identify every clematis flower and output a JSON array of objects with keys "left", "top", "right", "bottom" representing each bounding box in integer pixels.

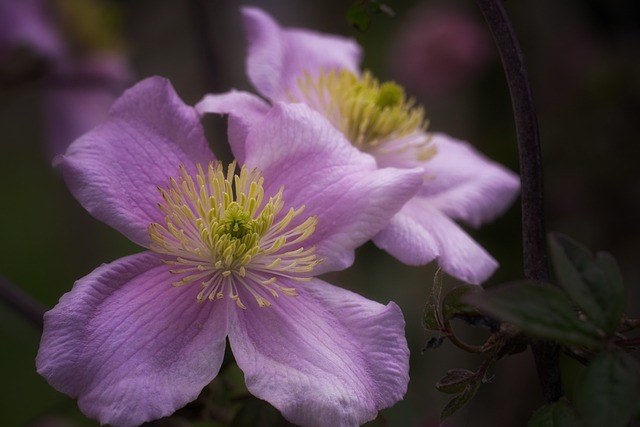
[
  {"left": 36, "top": 76, "right": 423, "bottom": 427},
  {"left": 197, "top": 7, "right": 521, "bottom": 284}
]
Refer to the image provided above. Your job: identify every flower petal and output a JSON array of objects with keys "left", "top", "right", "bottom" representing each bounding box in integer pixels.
[
  {"left": 374, "top": 200, "right": 499, "bottom": 284},
  {"left": 418, "top": 133, "right": 520, "bottom": 227},
  {"left": 195, "top": 90, "right": 270, "bottom": 164},
  {"left": 244, "top": 103, "right": 424, "bottom": 273},
  {"left": 242, "top": 7, "right": 361, "bottom": 102},
  {"left": 36, "top": 251, "right": 230, "bottom": 427},
  {"left": 58, "top": 76, "right": 215, "bottom": 246},
  {"left": 228, "top": 278, "right": 409, "bottom": 427}
]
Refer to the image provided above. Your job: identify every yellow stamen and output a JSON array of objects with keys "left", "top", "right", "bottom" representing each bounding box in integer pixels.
[
  {"left": 148, "top": 161, "right": 322, "bottom": 308},
  {"left": 295, "top": 69, "right": 436, "bottom": 160}
]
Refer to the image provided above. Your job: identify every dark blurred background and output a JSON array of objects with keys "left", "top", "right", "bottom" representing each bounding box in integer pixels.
[{"left": 1, "top": 0, "right": 638, "bottom": 426}]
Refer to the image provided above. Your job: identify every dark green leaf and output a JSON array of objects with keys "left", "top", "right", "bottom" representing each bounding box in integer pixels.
[
  {"left": 422, "top": 336, "right": 445, "bottom": 352},
  {"left": 592, "top": 251, "right": 625, "bottom": 330},
  {"left": 442, "top": 284, "right": 484, "bottom": 321},
  {"left": 436, "top": 369, "right": 476, "bottom": 394},
  {"left": 422, "top": 305, "right": 440, "bottom": 331},
  {"left": 346, "top": 1, "right": 379, "bottom": 31},
  {"left": 440, "top": 380, "right": 480, "bottom": 420},
  {"left": 422, "top": 269, "right": 444, "bottom": 331},
  {"left": 467, "top": 281, "right": 603, "bottom": 349},
  {"left": 346, "top": 6, "right": 371, "bottom": 31},
  {"left": 346, "top": 1, "right": 394, "bottom": 31},
  {"left": 573, "top": 349, "right": 640, "bottom": 427},
  {"left": 548, "top": 233, "right": 625, "bottom": 335},
  {"left": 528, "top": 400, "right": 584, "bottom": 427}
]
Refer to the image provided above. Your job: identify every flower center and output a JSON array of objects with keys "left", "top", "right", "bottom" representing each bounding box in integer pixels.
[
  {"left": 148, "top": 161, "right": 320, "bottom": 308},
  {"left": 295, "top": 69, "right": 435, "bottom": 160}
]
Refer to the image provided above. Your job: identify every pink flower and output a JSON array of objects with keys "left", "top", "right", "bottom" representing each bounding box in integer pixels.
[
  {"left": 37, "top": 77, "right": 423, "bottom": 427},
  {"left": 388, "top": 3, "right": 494, "bottom": 98},
  {"left": 197, "top": 7, "right": 520, "bottom": 284}
]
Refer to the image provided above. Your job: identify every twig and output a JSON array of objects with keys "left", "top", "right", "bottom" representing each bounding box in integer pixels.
[{"left": 475, "top": 0, "right": 562, "bottom": 403}]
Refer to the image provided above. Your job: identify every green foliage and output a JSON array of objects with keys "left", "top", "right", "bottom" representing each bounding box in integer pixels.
[
  {"left": 422, "top": 272, "right": 501, "bottom": 419},
  {"left": 528, "top": 350, "right": 640, "bottom": 427},
  {"left": 346, "top": 0, "right": 394, "bottom": 31},
  {"left": 468, "top": 281, "right": 603, "bottom": 349},
  {"left": 426, "top": 234, "right": 640, "bottom": 425},
  {"left": 573, "top": 349, "right": 640, "bottom": 427},
  {"left": 422, "top": 269, "right": 444, "bottom": 332},
  {"left": 548, "top": 233, "right": 625, "bottom": 335},
  {"left": 440, "top": 380, "right": 481, "bottom": 421},
  {"left": 422, "top": 275, "right": 485, "bottom": 333},
  {"left": 528, "top": 400, "right": 584, "bottom": 427},
  {"left": 436, "top": 369, "right": 476, "bottom": 394},
  {"left": 442, "top": 284, "right": 484, "bottom": 322}
]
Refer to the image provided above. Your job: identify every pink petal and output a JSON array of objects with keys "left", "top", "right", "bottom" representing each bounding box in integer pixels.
[
  {"left": 36, "top": 252, "right": 230, "bottom": 427},
  {"left": 58, "top": 76, "right": 215, "bottom": 246},
  {"left": 242, "top": 7, "right": 361, "bottom": 102},
  {"left": 228, "top": 278, "right": 409, "bottom": 427},
  {"left": 417, "top": 133, "right": 520, "bottom": 227},
  {"left": 374, "top": 200, "right": 499, "bottom": 284},
  {"left": 195, "top": 90, "right": 270, "bottom": 164},
  {"left": 244, "top": 103, "right": 424, "bottom": 273}
]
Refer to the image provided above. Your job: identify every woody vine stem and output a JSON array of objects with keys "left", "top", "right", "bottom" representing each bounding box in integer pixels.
[{"left": 475, "top": 0, "right": 562, "bottom": 402}]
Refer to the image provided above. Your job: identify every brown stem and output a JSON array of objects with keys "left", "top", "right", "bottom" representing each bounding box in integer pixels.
[{"left": 475, "top": 0, "right": 562, "bottom": 403}]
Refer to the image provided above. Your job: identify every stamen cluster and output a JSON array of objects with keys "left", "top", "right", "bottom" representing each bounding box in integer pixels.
[
  {"left": 296, "top": 69, "right": 434, "bottom": 160},
  {"left": 148, "top": 161, "right": 320, "bottom": 308}
]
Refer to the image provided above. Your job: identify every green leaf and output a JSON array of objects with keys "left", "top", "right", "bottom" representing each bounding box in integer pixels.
[
  {"left": 548, "top": 233, "right": 625, "bottom": 335},
  {"left": 440, "top": 380, "right": 481, "bottom": 420},
  {"left": 573, "top": 349, "right": 640, "bottom": 427},
  {"left": 422, "top": 336, "right": 445, "bottom": 352},
  {"left": 436, "top": 368, "right": 476, "bottom": 394},
  {"left": 592, "top": 252, "right": 625, "bottom": 330},
  {"left": 468, "top": 281, "right": 603, "bottom": 348},
  {"left": 346, "top": 0, "right": 394, "bottom": 31},
  {"left": 346, "top": 1, "right": 379, "bottom": 31},
  {"left": 442, "top": 284, "right": 484, "bottom": 322},
  {"left": 422, "top": 305, "right": 440, "bottom": 331},
  {"left": 422, "top": 269, "right": 444, "bottom": 331},
  {"left": 528, "top": 400, "right": 584, "bottom": 427}
]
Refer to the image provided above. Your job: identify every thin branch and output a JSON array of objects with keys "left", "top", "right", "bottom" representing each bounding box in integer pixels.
[
  {"left": 0, "top": 276, "right": 46, "bottom": 331},
  {"left": 475, "top": 0, "right": 562, "bottom": 403}
]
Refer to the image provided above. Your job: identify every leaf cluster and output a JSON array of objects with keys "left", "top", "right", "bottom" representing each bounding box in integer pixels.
[
  {"left": 422, "top": 271, "right": 525, "bottom": 420},
  {"left": 423, "top": 234, "right": 640, "bottom": 424}
]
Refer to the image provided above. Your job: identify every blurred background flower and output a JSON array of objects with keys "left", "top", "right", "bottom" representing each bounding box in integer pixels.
[
  {"left": 388, "top": 1, "right": 493, "bottom": 100},
  {"left": 0, "top": 0, "right": 132, "bottom": 158},
  {"left": 0, "top": 0, "right": 638, "bottom": 426}
]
